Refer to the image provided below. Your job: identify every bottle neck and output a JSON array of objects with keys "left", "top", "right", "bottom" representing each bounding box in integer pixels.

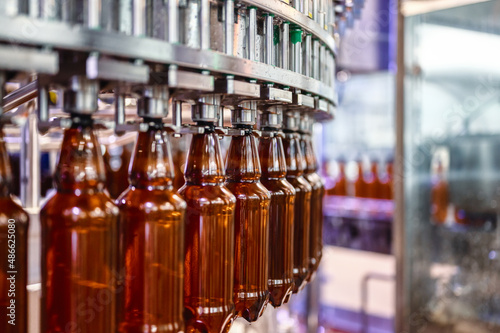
[
  {"left": 282, "top": 134, "right": 305, "bottom": 178},
  {"left": 129, "top": 120, "right": 175, "bottom": 189},
  {"left": 300, "top": 135, "right": 318, "bottom": 174},
  {"left": 54, "top": 115, "right": 107, "bottom": 193},
  {"left": 184, "top": 131, "right": 226, "bottom": 185},
  {"left": 258, "top": 136, "right": 287, "bottom": 180},
  {"left": 0, "top": 128, "right": 12, "bottom": 197},
  {"left": 225, "top": 134, "right": 261, "bottom": 182}
]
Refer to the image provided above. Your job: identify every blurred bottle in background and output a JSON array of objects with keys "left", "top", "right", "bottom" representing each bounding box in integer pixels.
[
  {"left": 431, "top": 159, "right": 448, "bottom": 224},
  {"left": 0, "top": 127, "right": 29, "bottom": 333}
]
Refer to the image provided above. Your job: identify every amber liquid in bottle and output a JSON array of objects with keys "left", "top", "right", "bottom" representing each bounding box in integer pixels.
[
  {"left": 258, "top": 135, "right": 295, "bottom": 307},
  {"left": 282, "top": 134, "right": 312, "bottom": 293},
  {"left": 0, "top": 129, "right": 28, "bottom": 333},
  {"left": 300, "top": 134, "right": 324, "bottom": 281},
  {"left": 117, "top": 120, "right": 186, "bottom": 332},
  {"left": 225, "top": 132, "right": 270, "bottom": 322},
  {"left": 40, "top": 115, "right": 119, "bottom": 333},
  {"left": 178, "top": 128, "right": 236, "bottom": 333}
]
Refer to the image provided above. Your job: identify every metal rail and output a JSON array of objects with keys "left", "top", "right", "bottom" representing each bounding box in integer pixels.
[{"left": 0, "top": 16, "right": 337, "bottom": 106}]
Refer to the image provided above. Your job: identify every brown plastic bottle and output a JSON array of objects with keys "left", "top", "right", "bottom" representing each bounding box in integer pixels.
[
  {"left": 225, "top": 131, "right": 271, "bottom": 322},
  {"left": 431, "top": 161, "right": 448, "bottom": 224},
  {"left": 369, "top": 161, "right": 382, "bottom": 199},
  {"left": 40, "top": 115, "right": 119, "bottom": 333},
  {"left": 282, "top": 133, "right": 312, "bottom": 293},
  {"left": 0, "top": 128, "right": 29, "bottom": 333},
  {"left": 300, "top": 133, "right": 324, "bottom": 281},
  {"left": 379, "top": 160, "right": 392, "bottom": 200},
  {"left": 354, "top": 160, "right": 372, "bottom": 198},
  {"left": 258, "top": 134, "right": 295, "bottom": 307},
  {"left": 117, "top": 119, "right": 186, "bottom": 332},
  {"left": 178, "top": 127, "right": 236, "bottom": 333}
]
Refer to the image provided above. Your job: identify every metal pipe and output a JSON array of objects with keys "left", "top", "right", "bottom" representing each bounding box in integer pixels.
[
  {"left": 39, "top": 0, "right": 61, "bottom": 20},
  {"left": 303, "top": 33, "right": 312, "bottom": 77},
  {"left": 312, "top": 39, "right": 320, "bottom": 80},
  {"left": 173, "top": 100, "right": 182, "bottom": 127},
  {"left": 114, "top": 90, "right": 126, "bottom": 134},
  {"left": 291, "top": 26, "right": 302, "bottom": 74},
  {"left": 248, "top": 6, "right": 257, "bottom": 61},
  {"left": 3, "top": 81, "right": 38, "bottom": 112},
  {"left": 119, "top": 0, "right": 133, "bottom": 35},
  {"left": 37, "top": 84, "right": 49, "bottom": 128},
  {"left": 87, "top": 0, "right": 101, "bottom": 29},
  {"left": 133, "top": 0, "right": 146, "bottom": 36},
  {"left": 313, "top": 0, "right": 319, "bottom": 23},
  {"left": 281, "top": 22, "right": 290, "bottom": 70},
  {"left": 264, "top": 14, "right": 274, "bottom": 65},
  {"left": 168, "top": 0, "right": 179, "bottom": 43},
  {"left": 225, "top": 0, "right": 234, "bottom": 56},
  {"left": 200, "top": 0, "right": 210, "bottom": 49},
  {"left": 21, "top": 103, "right": 40, "bottom": 209}
]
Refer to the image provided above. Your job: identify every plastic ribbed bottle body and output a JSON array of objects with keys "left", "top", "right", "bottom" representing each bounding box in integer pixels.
[
  {"left": 225, "top": 134, "right": 270, "bottom": 322},
  {"left": 300, "top": 135, "right": 325, "bottom": 281},
  {"left": 283, "top": 134, "right": 312, "bottom": 293},
  {"left": 40, "top": 117, "right": 119, "bottom": 333},
  {"left": 0, "top": 130, "right": 29, "bottom": 333},
  {"left": 179, "top": 131, "right": 236, "bottom": 333},
  {"left": 117, "top": 124, "right": 186, "bottom": 332},
  {"left": 258, "top": 136, "right": 295, "bottom": 307}
]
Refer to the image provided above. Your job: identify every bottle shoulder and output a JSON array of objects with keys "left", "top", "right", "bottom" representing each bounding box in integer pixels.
[
  {"left": 305, "top": 172, "right": 324, "bottom": 190},
  {"left": 0, "top": 197, "right": 29, "bottom": 227},
  {"left": 286, "top": 175, "right": 313, "bottom": 192},
  {"left": 225, "top": 181, "right": 271, "bottom": 201},
  {"left": 260, "top": 178, "right": 296, "bottom": 196},
  {"left": 41, "top": 191, "right": 119, "bottom": 220},
  {"left": 117, "top": 186, "right": 187, "bottom": 212},
  {"left": 178, "top": 183, "right": 237, "bottom": 206}
]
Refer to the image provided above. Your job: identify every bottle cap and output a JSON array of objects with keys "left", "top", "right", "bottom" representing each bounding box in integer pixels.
[
  {"left": 63, "top": 76, "right": 99, "bottom": 115},
  {"left": 137, "top": 85, "right": 169, "bottom": 119}
]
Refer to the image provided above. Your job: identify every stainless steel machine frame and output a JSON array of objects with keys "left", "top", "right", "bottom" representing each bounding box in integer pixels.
[{"left": 0, "top": 1, "right": 367, "bottom": 332}]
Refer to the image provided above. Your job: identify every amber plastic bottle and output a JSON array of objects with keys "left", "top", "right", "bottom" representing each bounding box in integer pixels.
[
  {"left": 369, "top": 161, "right": 382, "bottom": 199},
  {"left": 0, "top": 128, "right": 28, "bottom": 333},
  {"left": 282, "top": 133, "right": 312, "bottom": 293},
  {"left": 225, "top": 130, "right": 271, "bottom": 322},
  {"left": 300, "top": 133, "right": 324, "bottom": 281},
  {"left": 379, "top": 160, "right": 392, "bottom": 200},
  {"left": 40, "top": 115, "right": 119, "bottom": 333},
  {"left": 258, "top": 133, "right": 295, "bottom": 307},
  {"left": 178, "top": 126, "right": 236, "bottom": 333},
  {"left": 117, "top": 119, "right": 186, "bottom": 332},
  {"left": 431, "top": 161, "right": 448, "bottom": 224},
  {"left": 355, "top": 160, "right": 374, "bottom": 198}
]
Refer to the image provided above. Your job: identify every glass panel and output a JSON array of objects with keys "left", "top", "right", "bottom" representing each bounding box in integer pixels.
[{"left": 404, "top": 2, "right": 500, "bottom": 331}]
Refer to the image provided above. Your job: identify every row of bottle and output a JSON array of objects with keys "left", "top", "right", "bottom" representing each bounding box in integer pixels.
[
  {"left": 323, "top": 157, "right": 394, "bottom": 200},
  {"left": 0, "top": 111, "right": 324, "bottom": 333}
]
